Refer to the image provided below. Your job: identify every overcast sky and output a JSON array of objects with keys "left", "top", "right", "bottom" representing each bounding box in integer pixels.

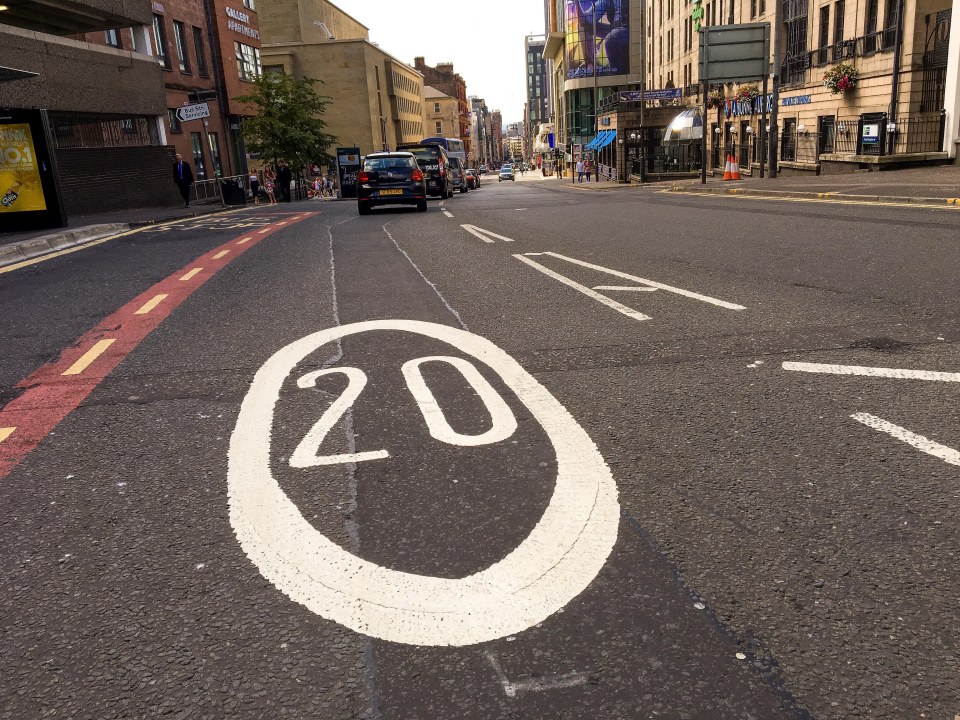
[{"left": 330, "top": 1, "right": 547, "bottom": 124}]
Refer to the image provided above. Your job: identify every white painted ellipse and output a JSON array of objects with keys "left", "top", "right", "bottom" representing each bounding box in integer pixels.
[{"left": 228, "top": 319, "right": 620, "bottom": 647}]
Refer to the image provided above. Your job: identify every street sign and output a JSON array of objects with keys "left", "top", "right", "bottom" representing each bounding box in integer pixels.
[
  {"left": 175, "top": 103, "right": 211, "bottom": 123},
  {"left": 699, "top": 23, "right": 771, "bottom": 84}
]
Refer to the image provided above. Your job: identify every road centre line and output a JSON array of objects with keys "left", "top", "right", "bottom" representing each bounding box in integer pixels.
[
  {"left": 258, "top": 228, "right": 271, "bottom": 234},
  {"left": 236, "top": 237, "right": 252, "bottom": 245},
  {"left": 851, "top": 412, "right": 960, "bottom": 467},
  {"left": 514, "top": 254, "right": 652, "bottom": 322},
  {"left": 537, "top": 252, "right": 746, "bottom": 310},
  {"left": 179, "top": 267, "right": 203, "bottom": 281},
  {"left": 61, "top": 339, "right": 116, "bottom": 376},
  {"left": 442, "top": 209, "right": 454, "bottom": 218},
  {"left": 0, "top": 427, "right": 15, "bottom": 444},
  {"left": 461, "top": 224, "right": 514, "bottom": 243},
  {"left": 593, "top": 284, "right": 658, "bottom": 292},
  {"left": 783, "top": 361, "right": 960, "bottom": 382},
  {"left": 0, "top": 213, "right": 317, "bottom": 480},
  {"left": 212, "top": 250, "right": 231, "bottom": 260},
  {"left": 134, "top": 294, "right": 169, "bottom": 315}
]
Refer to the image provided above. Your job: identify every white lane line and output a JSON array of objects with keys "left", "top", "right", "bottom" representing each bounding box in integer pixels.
[
  {"left": 442, "top": 209, "right": 454, "bottom": 218},
  {"left": 851, "top": 413, "right": 960, "bottom": 466},
  {"left": 593, "top": 285, "right": 658, "bottom": 292},
  {"left": 485, "top": 651, "right": 590, "bottom": 698},
  {"left": 783, "top": 362, "right": 960, "bottom": 383},
  {"left": 461, "top": 224, "right": 514, "bottom": 243},
  {"left": 537, "top": 252, "right": 746, "bottom": 311},
  {"left": 514, "top": 254, "right": 651, "bottom": 322}
]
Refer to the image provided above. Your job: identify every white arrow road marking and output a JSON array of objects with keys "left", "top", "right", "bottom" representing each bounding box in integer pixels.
[
  {"left": 485, "top": 651, "right": 591, "bottom": 698},
  {"left": 533, "top": 252, "right": 746, "bottom": 310},
  {"left": 593, "top": 285, "right": 658, "bottom": 292},
  {"left": 514, "top": 254, "right": 652, "bottom": 323},
  {"left": 784, "top": 362, "right": 960, "bottom": 382},
  {"left": 851, "top": 413, "right": 960, "bottom": 467},
  {"left": 461, "top": 224, "right": 515, "bottom": 243}
]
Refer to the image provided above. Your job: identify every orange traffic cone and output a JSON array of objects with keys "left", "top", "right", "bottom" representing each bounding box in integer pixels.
[
  {"left": 729, "top": 153, "right": 741, "bottom": 180},
  {"left": 722, "top": 153, "right": 734, "bottom": 180}
]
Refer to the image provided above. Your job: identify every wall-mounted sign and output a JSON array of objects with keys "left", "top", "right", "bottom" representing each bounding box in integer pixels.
[
  {"left": 618, "top": 88, "right": 683, "bottom": 102},
  {"left": 226, "top": 7, "right": 260, "bottom": 40},
  {"left": 782, "top": 95, "right": 812, "bottom": 106},
  {"left": 862, "top": 123, "right": 880, "bottom": 145},
  {"left": 152, "top": 1, "right": 164, "bottom": 13},
  {"left": 565, "top": 0, "right": 630, "bottom": 79}
]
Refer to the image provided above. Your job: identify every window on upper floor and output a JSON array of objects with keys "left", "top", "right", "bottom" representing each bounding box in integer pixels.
[
  {"left": 153, "top": 15, "right": 171, "bottom": 70},
  {"left": 105, "top": 29, "right": 122, "bottom": 48},
  {"left": 173, "top": 21, "right": 190, "bottom": 73}
]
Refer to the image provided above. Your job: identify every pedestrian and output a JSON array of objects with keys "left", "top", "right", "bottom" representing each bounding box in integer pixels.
[
  {"left": 584, "top": 158, "right": 592, "bottom": 183},
  {"left": 264, "top": 166, "right": 277, "bottom": 205},
  {"left": 325, "top": 174, "right": 335, "bottom": 198},
  {"left": 575, "top": 158, "right": 585, "bottom": 184},
  {"left": 173, "top": 153, "right": 194, "bottom": 208},
  {"left": 248, "top": 170, "right": 260, "bottom": 205},
  {"left": 277, "top": 161, "right": 293, "bottom": 203}
]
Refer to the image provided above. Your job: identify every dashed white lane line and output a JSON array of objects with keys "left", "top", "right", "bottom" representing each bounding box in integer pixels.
[
  {"left": 61, "top": 339, "right": 116, "bottom": 376},
  {"left": 0, "top": 427, "right": 15, "bottom": 444},
  {"left": 441, "top": 209, "right": 454, "bottom": 218},
  {"left": 212, "top": 250, "right": 231, "bottom": 260},
  {"left": 593, "top": 285, "right": 658, "bottom": 292},
  {"left": 783, "top": 362, "right": 960, "bottom": 383},
  {"left": 236, "top": 237, "right": 253, "bottom": 245},
  {"left": 179, "top": 268, "right": 203, "bottom": 281},
  {"left": 514, "top": 254, "right": 651, "bottom": 322},
  {"left": 851, "top": 413, "right": 960, "bottom": 466}
]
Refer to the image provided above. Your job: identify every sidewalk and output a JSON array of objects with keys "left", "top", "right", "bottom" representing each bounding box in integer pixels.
[{"left": 0, "top": 202, "right": 233, "bottom": 269}]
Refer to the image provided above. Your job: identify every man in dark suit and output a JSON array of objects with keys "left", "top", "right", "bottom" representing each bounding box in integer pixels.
[
  {"left": 173, "top": 153, "right": 194, "bottom": 208},
  {"left": 276, "top": 161, "right": 292, "bottom": 203}
]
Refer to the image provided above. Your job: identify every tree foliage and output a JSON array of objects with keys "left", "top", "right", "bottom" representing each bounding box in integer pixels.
[{"left": 235, "top": 74, "right": 338, "bottom": 171}]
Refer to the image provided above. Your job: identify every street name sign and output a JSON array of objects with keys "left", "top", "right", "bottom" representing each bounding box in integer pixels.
[{"left": 176, "top": 103, "right": 211, "bottom": 123}]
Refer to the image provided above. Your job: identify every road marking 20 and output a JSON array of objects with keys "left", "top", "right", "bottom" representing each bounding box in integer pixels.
[{"left": 229, "top": 320, "right": 620, "bottom": 647}]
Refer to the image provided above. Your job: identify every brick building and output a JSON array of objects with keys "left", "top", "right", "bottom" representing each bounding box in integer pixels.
[{"left": 413, "top": 58, "right": 471, "bottom": 156}]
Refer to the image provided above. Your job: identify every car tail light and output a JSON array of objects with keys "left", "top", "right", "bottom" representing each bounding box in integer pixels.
[
  {"left": 411, "top": 169, "right": 423, "bottom": 182},
  {"left": 438, "top": 161, "right": 445, "bottom": 177},
  {"left": 358, "top": 171, "right": 370, "bottom": 184}
]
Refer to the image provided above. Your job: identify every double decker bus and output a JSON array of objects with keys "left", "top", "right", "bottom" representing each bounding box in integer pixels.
[{"left": 419, "top": 137, "right": 466, "bottom": 165}]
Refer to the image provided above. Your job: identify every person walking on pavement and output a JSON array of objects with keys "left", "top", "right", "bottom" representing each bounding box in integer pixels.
[
  {"left": 248, "top": 170, "right": 261, "bottom": 205},
  {"left": 277, "top": 161, "right": 293, "bottom": 203},
  {"left": 583, "top": 158, "right": 592, "bottom": 183},
  {"left": 575, "top": 158, "right": 585, "bottom": 184},
  {"left": 173, "top": 153, "right": 194, "bottom": 208}
]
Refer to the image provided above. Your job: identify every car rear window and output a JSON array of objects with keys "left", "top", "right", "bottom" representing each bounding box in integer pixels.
[
  {"left": 364, "top": 157, "right": 416, "bottom": 170},
  {"left": 407, "top": 147, "right": 442, "bottom": 163}
]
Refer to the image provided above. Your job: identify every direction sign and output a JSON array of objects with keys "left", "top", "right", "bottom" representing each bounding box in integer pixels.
[
  {"left": 699, "top": 23, "right": 771, "bottom": 83},
  {"left": 175, "top": 103, "right": 211, "bottom": 123}
]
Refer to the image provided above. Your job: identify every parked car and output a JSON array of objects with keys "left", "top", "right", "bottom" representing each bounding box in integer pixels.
[
  {"left": 478, "top": 164, "right": 488, "bottom": 174},
  {"left": 397, "top": 143, "right": 453, "bottom": 198},
  {"left": 356, "top": 151, "right": 427, "bottom": 215},
  {"left": 448, "top": 156, "right": 468, "bottom": 194},
  {"left": 465, "top": 168, "right": 479, "bottom": 189},
  {"left": 498, "top": 164, "right": 515, "bottom": 182}
]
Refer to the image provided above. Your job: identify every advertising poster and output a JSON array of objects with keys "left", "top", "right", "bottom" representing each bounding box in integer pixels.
[
  {"left": 0, "top": 123, "right": 48, "bottom": 214},
  {"left": 566, "top": 0, "right": 630, "bottom": 79},
  {"left": 336, "top": 147, "right": 362, "bottom": 199}
]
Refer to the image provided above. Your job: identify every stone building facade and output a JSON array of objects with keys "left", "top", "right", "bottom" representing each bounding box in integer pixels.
[
  {"left": 413, "top": 58, "right": 471, "bottom": 156},
  {"left": 424, "top": 86, "right": 461, "bottom": 140}
]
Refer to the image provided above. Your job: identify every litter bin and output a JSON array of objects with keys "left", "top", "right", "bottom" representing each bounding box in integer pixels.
[{"left": 220, "top": 178, "right": 247, "bottom": 206}]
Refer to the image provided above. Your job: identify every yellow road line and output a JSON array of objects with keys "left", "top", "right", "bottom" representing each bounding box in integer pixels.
[
  {"left": 257, "top": 228, "right": 271, "bottom": 234},
  {"left": 236, "top": 237, "right": 252, "bottom": 245},
  {"left": 62, "top": 339, "right": 116, "bottom": 376},
  {"left": 212, "top": 250, "right": 230, "bottom": 260},
  {"left": 0, "top": 427, "right": 15, "bottom": 444},
  {"left": 134, "top": 293, "right": 169, "bottom": 315},
  {"left": 179, "top": 267, "right": 203, "bottom": 281},
  {"left": 0, "top": 208, "right": 249, "bottom": 275},
  {"left": 276, "top": 221, "right": 287, "bottom": 226}
]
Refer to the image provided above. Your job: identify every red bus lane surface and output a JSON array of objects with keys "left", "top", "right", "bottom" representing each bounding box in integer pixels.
[{"left": 0, "top": 212, "right": 317, "bottom": 479}]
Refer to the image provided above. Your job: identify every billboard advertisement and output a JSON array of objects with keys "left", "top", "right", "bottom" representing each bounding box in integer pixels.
[
  {"left": 336, "top": 147, "right": 361, "bottom": 199},
  {"left": 0, "top": 123, "right": 47, "bottom": 214},
  {"left": 566, "top": 0, "right": 630, "bottom": 79}
]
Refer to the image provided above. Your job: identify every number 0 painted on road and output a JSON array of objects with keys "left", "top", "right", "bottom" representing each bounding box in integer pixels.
[{"left": 228, "top": 320, "right": 620, "bottom": 647}]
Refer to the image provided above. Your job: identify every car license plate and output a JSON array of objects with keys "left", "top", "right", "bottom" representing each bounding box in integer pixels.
[{"left": 379, "top": 189, "right": 403, "bottom": 196}]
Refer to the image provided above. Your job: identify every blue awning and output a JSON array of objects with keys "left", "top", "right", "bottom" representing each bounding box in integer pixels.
[
  {"left": 585, "top": 133, "right": 600, "bottom": 150},
  {"left": 596, "top": 130, "right": 617, "bottom": 149}
]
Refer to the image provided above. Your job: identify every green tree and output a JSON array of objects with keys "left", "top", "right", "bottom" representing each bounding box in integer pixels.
[{"left": 235, "top": 74, "right": 338, "bottom": 172}]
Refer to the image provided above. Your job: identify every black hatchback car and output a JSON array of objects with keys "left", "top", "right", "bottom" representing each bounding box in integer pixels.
[
  {"left": 396, "top": 143, "right": 453, "bottom": 199},
  {"left": 357, "top": 152, "right": 427, "bottom": 215}
]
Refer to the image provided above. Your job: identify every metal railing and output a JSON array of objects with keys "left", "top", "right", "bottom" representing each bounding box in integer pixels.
[{"left": 191, "top": 173, "right": 251, "bottom": 205}]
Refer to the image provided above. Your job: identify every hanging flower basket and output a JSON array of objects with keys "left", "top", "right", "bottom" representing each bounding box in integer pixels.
[
  {"left": 734, "top": 83, "right": 761, "bottom": 102},
  {"left": 706, "top": 90, "right": 725, "bottom": 109},
  {"left": 823, "top": 63, "right": 860, "bottom": 95}
]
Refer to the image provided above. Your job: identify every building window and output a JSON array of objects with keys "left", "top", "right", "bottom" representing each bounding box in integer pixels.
[
  {"left": 105, "top": 29, "right": 122, "bottom": 48},
  {"left": 193, "top": 26, "right": 208, "bottom": 77},
  {"left": 434, "top": 101, "right": 441, "bottom": 113},
  {"left": 436, "top": 121, "right": 443, "bottom": 134},
  {"left": 190, "top": 132, "right": 207, "bottom": 179},
  {"left": 208, "top": 132, "right": 223, "bottom": 177},
  {"left": 818, "top": 6, "right": 830, "bottom": 63},
  {"left": 881, "top": 0, "right": 899, "bottom": 49},
  {"left": 243, "top": 0, "right": 255, "bottom": 8},
  {"left": 153, "top": 15, "right": 171, "bottom": 70},
  {"left": 167, "top": 108, "right": 182, "bottom": 134},
  {"left": 833, "top": 1, "right": 845, "bottom": 42},
  {"left": 235, "top": 42, "right": 261, "bottom": 81},
  {"left": 173, "top": 21, "right": 190, "bottom": 73}
]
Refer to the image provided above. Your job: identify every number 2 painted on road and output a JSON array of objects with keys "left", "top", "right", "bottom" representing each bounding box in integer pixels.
[{"left": 290, "top": 355, "right": 519, "bottom": 468}]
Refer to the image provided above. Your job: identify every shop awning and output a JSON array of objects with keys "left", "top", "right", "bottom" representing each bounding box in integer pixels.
[
  {"left": 595, "top": 130, "right": 617, "bottom": 149},
  {"left": 663, "top": 109, "right": 703, "bottom": 142}
]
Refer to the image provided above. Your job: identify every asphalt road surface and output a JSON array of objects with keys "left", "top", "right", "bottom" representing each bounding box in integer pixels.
[{"left": 2, "top": 174, "right": 959, "bottom": 720}]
